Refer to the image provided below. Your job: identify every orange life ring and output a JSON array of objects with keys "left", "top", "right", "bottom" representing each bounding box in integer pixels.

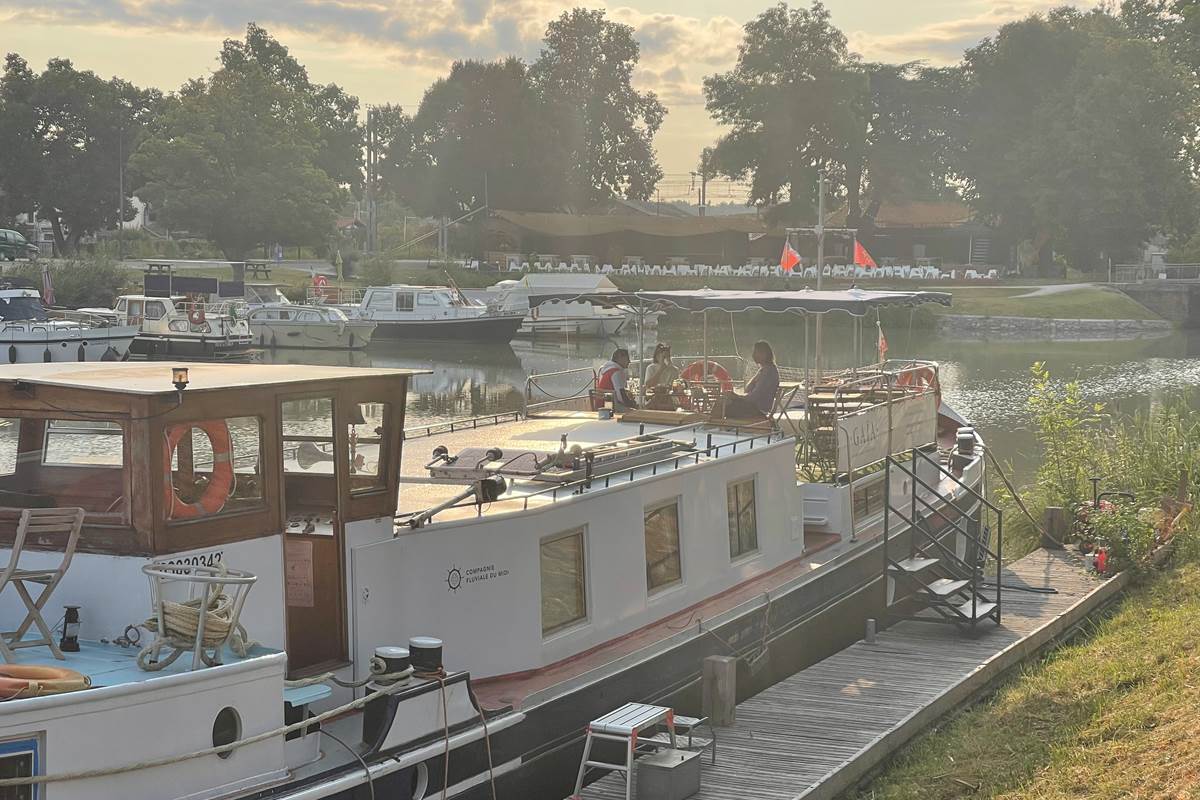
[
  {"left": 896, "top": 366, "right": 941, "bottom": 404},
  {"left": 164, "top": 420, "right": 235, "bottom": 520},
  {"left": 187, "top": 306, "right": 206, "bottom": 326},
  {"left": 313, "top": 274, "right": 329, "bottom": 288},
  {"left": 679, "top": 360, "right": 734, "bottom": 392},
  {"left": 0, "top": 665, "right": 91, "bottom": 700}
]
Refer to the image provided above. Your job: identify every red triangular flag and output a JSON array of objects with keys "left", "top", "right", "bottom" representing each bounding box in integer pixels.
[
  {"left": 853, "top": 240, "right": 877, "bottom": 269},
  {"left": 780, "top": 241, "right": 801, "bottom": 273}
]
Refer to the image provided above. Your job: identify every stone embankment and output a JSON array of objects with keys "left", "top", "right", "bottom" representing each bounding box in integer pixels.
[{"left": 937, "top": 314, "right": 1173, "bottom": 340}]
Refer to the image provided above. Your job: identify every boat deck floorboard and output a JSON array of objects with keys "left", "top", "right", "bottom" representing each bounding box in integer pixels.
[{"left": 574, "top": 547, "right": 1124, "bottom": 800}]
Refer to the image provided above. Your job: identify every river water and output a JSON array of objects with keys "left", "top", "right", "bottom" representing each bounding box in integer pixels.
[{"left": 260, "top": 316, "right": 1200, "bottom": 485}]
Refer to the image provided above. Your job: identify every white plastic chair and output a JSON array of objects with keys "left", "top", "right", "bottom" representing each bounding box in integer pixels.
[
  {"left": 822, "top": 265, "right": 833, "bottom": 278},
  {"left": 964, "top": 269, "right": 980, "bottom": 280},
  {"left": 803, "top": 266, "right": 817, "bottom": 278},
  {"left": 987, "top": 269, "right": 1000, "bottom": 280},
  {"left": 881, "top": 266, "right": 894, "bottom": 278},
  {"left": 832, "top": 265, "right": 847, "bottom": 278}
]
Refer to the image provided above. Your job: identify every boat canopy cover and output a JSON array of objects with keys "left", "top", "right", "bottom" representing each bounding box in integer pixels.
[{"left": 529, "top": 288, "right": 952, "bottom": 316}]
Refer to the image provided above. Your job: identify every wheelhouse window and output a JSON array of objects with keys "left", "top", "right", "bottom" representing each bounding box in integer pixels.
[
  {"left": 43, "top": 420, "right": 123, "bottom": 467},
  {"left": 644, "top": 500, "right": 682, "bottom": 593},
  {"left": 365, "top": 291, "right": 392, "bottom": 312},
  {"left": 144, "top": 301, "right": 168, "bottom": 320},
  {"left": 165, "top": 417, "right": 263, "bottom": 522},
  {"left": 282, "top": 398, "right": 335, "bottom": 475},
  {"left": 417, "top": 293, "right": 440, "bottom": 307},
  {"left": 348, "top": 402, "right": 387, "bottom": 494},
  {"left": 727, "top": 478, "right": 759, "bottom": 558},
  {"left": 0, "top": 417, "right": 127, "bottom": 519},
  {"left": 395, "top": 292, "right": 415, "bottom": 312},
  {"left": 541, "top": 528, "right": 587, "bottom": 635}
]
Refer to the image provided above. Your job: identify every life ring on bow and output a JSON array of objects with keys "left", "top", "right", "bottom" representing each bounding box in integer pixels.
[
  {"left": 164, "top": 420, "right": 234, "bottom": 520},
  {"left": 0, "top": 665, "right": 91, "bottom": 700},
  {"left": 679, "top": 360, "right": 734, "bottom": 392},
  {"left": 187, "top": 305, "right": 206, "bottom": 326},
  {"left": 313, "top": 274, "right": 328, "bottom": 289},
  {"left": 896, "top": 366, "right": 941, "bottom": 404}
]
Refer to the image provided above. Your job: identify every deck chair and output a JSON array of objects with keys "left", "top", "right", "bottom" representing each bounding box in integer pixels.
[
  {"left": 0, "top": 507, "right": 85, "bottom": 662},
  {"left": 769, "top": 383, "right": 803, "bottom": 433}
]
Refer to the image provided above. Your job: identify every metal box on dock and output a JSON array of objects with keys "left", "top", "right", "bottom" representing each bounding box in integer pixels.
[{"left": 636, "top": 748, "right": 701, "bottom": 800}]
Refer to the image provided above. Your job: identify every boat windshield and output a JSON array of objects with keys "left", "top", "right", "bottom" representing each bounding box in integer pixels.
[{"left": 0, "top": 295, "right": 47, "bottom": 322}]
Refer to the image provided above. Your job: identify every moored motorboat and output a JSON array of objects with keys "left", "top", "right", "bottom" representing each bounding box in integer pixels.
[
  {"left": 472, "top": 275, "right": 628, "bottom": 339},
  {"left": 248, "top": 304, "right": 376, "bottom": 349},
  {"left": 0, "top": 285, "right": 138, "bottom": 363},
  {"left": 313, "top": 284, "right": 525, "bottom": 342}
]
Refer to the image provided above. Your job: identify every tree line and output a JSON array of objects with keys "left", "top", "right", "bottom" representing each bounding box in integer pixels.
[{"left": 1, "top": 1, "right": 1198, "bottom": 269}]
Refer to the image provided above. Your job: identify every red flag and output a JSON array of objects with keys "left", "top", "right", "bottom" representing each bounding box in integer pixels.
[
  {"left": 876, "top": 320, "right": 888, "bottom": 361},
  {"left": 41, "top": 264, "right": 55, "bottom": 307},
  {"left": 853, "top": 241, "right": 877, "bottom": 269},
  {"left": 779, "top": 241, "right": 801, "bottom": 273}
]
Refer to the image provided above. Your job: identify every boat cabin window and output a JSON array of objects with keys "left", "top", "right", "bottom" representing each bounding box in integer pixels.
[
  {"left": 644, "top": 499, "right": 683, "bottom": 594},
  {"left": 169, "top": 320, "right": 190, "bottom": 332},
  {"left": 283, "top": 399, "right": 334, "bottom": 476},
  {"left": 144, "top": 300, "right": 168, "bottom": 320},
  {"left": 395, "top": 292, "right": 415, "bottom": 312},
  {"left": 727, "top": 477, "right": 759, "bottom": 559},
  {"left": 417, "top": 292, "right": 441, "bottom": 307},
  {"left": 853, "top": 476, "right": 887, "bottom": 524},
  {"left": 126, "top": 299, "right": 145, "bottom": 324},
  {"left": 0, "top": 417, "right": 127, "bottom": 518},
  {"left": 541, "top": 528, "right": 587, "bottom": 635},
  {"left": 0, "top": 736, "right": 37, "bottom": 796},
  {"left": 165, "top": 417, "right": 264, "bottom": 522},
  {"left": 115, "top": 298, "right": 127, "bottom": 312},
  {"left": 365, "top": 291, "right": 392, "bottom": 313},
  {"left": 293, "top": 310, "right": 320, "bottom": 322},
  {"left": 0, "top": 294, "right": 46, "bottom": 322},
  {"left": 348, "top": 402, "right": 387, "bottom": 494}
]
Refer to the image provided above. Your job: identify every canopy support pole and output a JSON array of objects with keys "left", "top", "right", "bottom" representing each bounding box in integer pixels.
[
  {"left": 702, "top": 309, "right": 709, "bottom": 382},
  {"left": 815, "top": 172, "right": 825, "bottom": 384},
  {"left": 638, "top": 296, "right": 646, "bottom": 407}
]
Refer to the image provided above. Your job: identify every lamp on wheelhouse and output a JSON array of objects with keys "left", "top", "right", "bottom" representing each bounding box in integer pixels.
[{"left": 171, "top": 366, "right": 189, "bottom": 403}]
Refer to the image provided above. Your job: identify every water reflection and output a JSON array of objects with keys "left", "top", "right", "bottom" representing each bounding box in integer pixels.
[{"left": 260, "top": 320, "right": 1200, "bottom": 485}]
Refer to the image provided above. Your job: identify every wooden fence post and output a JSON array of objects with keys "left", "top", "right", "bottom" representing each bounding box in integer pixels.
[{"left": 702, "top": 655, "right": 737, "bottom": 726}]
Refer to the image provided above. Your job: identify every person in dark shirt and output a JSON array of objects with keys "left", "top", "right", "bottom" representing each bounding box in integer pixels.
[{"left": 720, "top": 340, "right": 780, "bottom": 419}]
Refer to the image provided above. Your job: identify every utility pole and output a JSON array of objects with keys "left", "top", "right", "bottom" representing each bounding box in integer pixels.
[
  {"left": 787, "top": 171, "right": 857, "bottom": 382},
  {"left": 117, "top": 128, "right": 124, "bottom": 260},
  {"left": 365, "top": 106, "right": 378, "bottom": 253}
]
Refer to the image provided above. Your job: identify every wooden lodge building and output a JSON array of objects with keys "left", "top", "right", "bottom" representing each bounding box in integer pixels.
[{"left": 482, "top": 199, "right": 1007, "bottom": 269}]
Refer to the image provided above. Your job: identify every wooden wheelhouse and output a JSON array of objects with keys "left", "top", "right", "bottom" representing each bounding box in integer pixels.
[{"left": 0, "top": 362, "right": 417, "bottom": 674}]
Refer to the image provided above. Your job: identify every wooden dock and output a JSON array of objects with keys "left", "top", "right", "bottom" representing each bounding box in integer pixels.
[{"left": 576, "top": 548, "right": 1126, "bottom": 800}]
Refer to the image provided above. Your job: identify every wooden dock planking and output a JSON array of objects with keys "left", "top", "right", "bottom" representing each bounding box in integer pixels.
[{"left": 575, "top": 548, "right": 1125, "bottom": 800}]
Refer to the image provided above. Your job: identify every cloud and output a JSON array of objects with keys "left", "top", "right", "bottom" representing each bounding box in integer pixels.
[{"left": 849, "top": 1, "right": 1063, "bottom": 65}]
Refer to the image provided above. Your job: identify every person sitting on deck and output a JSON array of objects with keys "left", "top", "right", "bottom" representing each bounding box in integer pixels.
[
  {"left": 597, "top": 348, "right": 639, "bottom": 410},
  {"left": 719, "top": 340, "right": 780, "bottom": 419},
  {"left": 644, "top": 343, "right": 680, "bottom": 390}
]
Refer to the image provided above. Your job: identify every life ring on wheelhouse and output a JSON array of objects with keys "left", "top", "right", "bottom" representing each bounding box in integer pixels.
[
  {"left": 679, "top": 360, "right": 734, "bottom": 393},
  {"left": 0, "top": 665, "right": 91, "bottom": 700},
  {"left": 163, "top": 420, "right": 235, "bottom": 520}
]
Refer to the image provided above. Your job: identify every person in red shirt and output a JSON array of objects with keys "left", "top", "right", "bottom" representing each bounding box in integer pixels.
[{"left": 596, "top": 348, "right": 639, "bottom": 410}]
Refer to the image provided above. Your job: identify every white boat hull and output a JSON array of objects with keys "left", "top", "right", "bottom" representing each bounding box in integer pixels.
[
  {"left": 516, "top": 314, "right": 624, "bottom": 339},
  {"left": 0, "top": 323, "right": 138, "bottom": 363},
  {"left": 250, "top": 320, "right": 376, "bottom": 349}
]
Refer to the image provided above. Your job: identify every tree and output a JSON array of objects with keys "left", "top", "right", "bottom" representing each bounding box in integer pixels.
[
  {"left": 219, "top": 24, "right": 363, "bottom": 191},
  {"left": 530, "top": 9, "right": 666, "bottom": 206},
  {"left": 131, "top": 60, "right": 341, "bottom": 259},
  {"left": 0, "top": 56, "right": 159, "bottom": 253},
  {"left": 702, "top": 3, "right": 953, "bottom": 226},
  {"left": 955, "top": 9, "right": 1197, "bottom": 271},
  {"left": 0, "top": 55, "right": 41, "bottom": 225},
  {"left": 381, "top": 59, "right": 566, "bottom": 217}
]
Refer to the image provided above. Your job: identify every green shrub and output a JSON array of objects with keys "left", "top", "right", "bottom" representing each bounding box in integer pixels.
[
  {"left": 356, "top": 256, "right": 395, "bottom": 287},
  {"left": 6, "top": 258, "right": 130, "bottom": 308}
]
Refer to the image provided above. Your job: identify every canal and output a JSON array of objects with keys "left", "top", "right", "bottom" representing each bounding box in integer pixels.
[{"left": 260, "top": 315, "right": 1200, "bottom": 486}]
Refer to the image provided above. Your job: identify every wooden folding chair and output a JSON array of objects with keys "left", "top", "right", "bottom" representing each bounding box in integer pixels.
[{"left": 0, "top": 507, "right": 85, "bottom": 662}]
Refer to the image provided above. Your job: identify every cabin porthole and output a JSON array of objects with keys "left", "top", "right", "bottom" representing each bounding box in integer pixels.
[
  {"left": 213, "top": 706, "right": 241, "bottom": 758},
  {"left": 411, "top": 763, "right": 429, "bottom": 799}
]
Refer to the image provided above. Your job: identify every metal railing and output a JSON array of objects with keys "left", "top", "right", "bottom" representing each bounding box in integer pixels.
[
  {"left": 1112, "top": 262, "right": 1200, "bottom": 282},
  {"left": 883, "top": 447, "right": 1002, "bottom": 630},
  {"left": 403, "top": 411, "right": 524, "bottom": 441}
]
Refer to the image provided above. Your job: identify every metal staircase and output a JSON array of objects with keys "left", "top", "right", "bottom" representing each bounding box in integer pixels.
[
  {"left": 969, "top": 236, "right": 992, "bottom": 265},
  {"left": 883, "top": 448, "right": 1002, "bottom": 631}
]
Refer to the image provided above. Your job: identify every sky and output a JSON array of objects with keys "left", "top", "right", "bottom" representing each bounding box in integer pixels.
[{"left": 0, "top": 0, "right": 1064, "bottom": 179}]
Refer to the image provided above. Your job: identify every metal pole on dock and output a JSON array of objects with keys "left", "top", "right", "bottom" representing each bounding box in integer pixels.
[{"left": 815, "top": 171, "right": 825, "bottom": 383}]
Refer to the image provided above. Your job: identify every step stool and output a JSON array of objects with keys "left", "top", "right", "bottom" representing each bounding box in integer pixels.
[{"left": 571, "top": 702, "right": 678, "bottom": 800}]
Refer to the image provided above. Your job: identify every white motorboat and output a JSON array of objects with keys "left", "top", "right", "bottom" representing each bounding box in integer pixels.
[
  {"left": 0, "top": 286, "right": 138, "bottom": 363},
  {"left": 247, "top": 304, "right": 376, "bottom": 349},
  {"left": 312, "top": 284, "right": 525, "bottom": 342},
  {"left": 244, "top": 282, "right": 294, "bottom": 309},
  {"left": 110, "top": 293, "right": 254, "bottom": 358},
  {"left": 474, "top": 275, "right": 628, "bottom": 339}
]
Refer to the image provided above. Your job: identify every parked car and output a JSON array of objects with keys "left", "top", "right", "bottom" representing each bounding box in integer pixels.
[{"left": 0, "top": 229, "right": 38, "bottom": 261}]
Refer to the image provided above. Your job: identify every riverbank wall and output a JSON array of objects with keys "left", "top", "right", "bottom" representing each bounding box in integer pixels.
[
  {"left": 936, "top": 313, "right": 1173, "bottom": 340},
  {"left": 1115, "top": 282, "right": 1200, "bottom": 327}
]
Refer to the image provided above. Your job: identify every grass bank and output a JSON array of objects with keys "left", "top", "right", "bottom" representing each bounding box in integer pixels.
[
  {"left": 925, "top": 286, "right": 1160, "bottom": 321},
  {"left": 851, "top": 562, "right": 1200, "bottom": 800}
]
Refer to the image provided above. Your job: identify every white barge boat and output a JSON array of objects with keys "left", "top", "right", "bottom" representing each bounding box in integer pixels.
[
  {"left": 0, "top": 290, "right": 1001, "bottom": 800},
  {"left": 0, "top": 285, "right": 138, "bottom": 363}
]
